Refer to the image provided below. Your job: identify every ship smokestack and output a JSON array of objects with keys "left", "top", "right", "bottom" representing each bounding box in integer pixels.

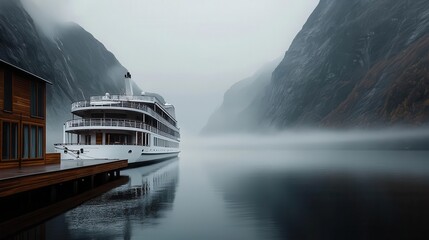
[{"left": 124, "top": 72, "right": 133, "bottom": 96}]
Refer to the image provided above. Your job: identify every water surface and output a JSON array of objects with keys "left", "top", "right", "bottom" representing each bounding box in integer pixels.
[{"left": 39, "top": 147, "right": 429, "bottom": 239}]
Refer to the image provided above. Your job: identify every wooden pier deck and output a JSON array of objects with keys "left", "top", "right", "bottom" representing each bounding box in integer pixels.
[
  {"left": 0, "top": 158, "right": 128, "bottom": 238},
  {"left": 0, "top": 159, "right": 128, "bottom": 197},
  {"left": 0, "top": 159, "right": 128, "bottom": 238}
]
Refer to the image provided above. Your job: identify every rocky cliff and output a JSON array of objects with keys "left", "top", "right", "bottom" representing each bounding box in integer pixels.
[
  {"left": 205, "top": 0, "right": 429, "bottom": 133},
  {"left": 0, "top": 0, "right": 139, "bottom": 147}
]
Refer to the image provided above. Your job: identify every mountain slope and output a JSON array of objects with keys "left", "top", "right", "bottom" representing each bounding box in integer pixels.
[
  {"left": 256, "top": 0, "right": 429, "bottom": 128},
  {"left": 0, "top": 0, "right": 139, "bottom": 147},
  {"left": 205, "top": 0, "right": 429, "bottom": 133},
  {"left": 202, "top": 58, "right": 280, "bottom": 134}
]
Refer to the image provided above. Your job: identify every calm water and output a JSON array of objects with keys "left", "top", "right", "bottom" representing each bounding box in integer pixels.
[{"left": 35, "top": 146, "right": 429, "bottom": 239}]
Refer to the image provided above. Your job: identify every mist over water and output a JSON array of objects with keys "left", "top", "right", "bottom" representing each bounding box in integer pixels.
[
  {"left": 13, "top": 130, "right": 428, "bottom": 239},
  {"left": 191, "top": 127, "right": 429, "bottom": 150}
]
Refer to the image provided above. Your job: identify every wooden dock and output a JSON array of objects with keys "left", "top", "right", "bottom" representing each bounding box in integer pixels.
[
  {"left": 0, "top": 159, "right": 127, "bottom": 197},
  {"left": 0, "top": 175, "right": 129, "bottom": 239},
  {"left": 0, "top": 159, "right": 128, "bottom": 235}
]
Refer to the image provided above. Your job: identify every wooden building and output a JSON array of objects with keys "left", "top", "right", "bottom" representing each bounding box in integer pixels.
[{"left": 0, "top": 59, "right": 59, "bottom": 168}]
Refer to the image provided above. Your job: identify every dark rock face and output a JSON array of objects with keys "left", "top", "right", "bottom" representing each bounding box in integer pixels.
[
  {"left": 260, "top": 0, "right": 429, "bottom": 128},
  {"left": 206, "top": 0, "right": 429, "bottom": 132},
  {"left": 0, "top": 0, "right": 139, "bottom": 146}
]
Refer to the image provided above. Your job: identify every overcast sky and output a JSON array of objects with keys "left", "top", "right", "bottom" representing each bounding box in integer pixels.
[{"left": 28, "top": 0, "right": 319, "bottom": 134}]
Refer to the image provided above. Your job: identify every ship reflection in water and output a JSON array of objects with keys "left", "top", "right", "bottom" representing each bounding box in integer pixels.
[
  {"left": 46, "top": 159, "right": 179, "bottom": 240},
  {"left": 21, "top": 148, "right": 429, "bottom": 239}
]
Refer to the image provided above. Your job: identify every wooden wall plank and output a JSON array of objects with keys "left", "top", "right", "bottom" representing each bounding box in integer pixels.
[
  {"left": 45, "top": 153, "right": 60, "bottom": 164},
  {"left": 0, "top": 159, "right": 46, "bottom": 169},
  {"left": 13, "top": 74, "right": 30, "bottom": 116},
  {"left": 0, "top": 67, "right": 4, "bottom": 110},
  {"left": 0, "top": 62, "right": 50, "bottom": 168}
]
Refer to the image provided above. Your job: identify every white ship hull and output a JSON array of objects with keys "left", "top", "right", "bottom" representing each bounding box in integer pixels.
[
  {"left": 55, "top": 144, "right": 180, "bottom": 164},
  {"left": 56, "top": 75, "right": 181, "bottom": 164}
]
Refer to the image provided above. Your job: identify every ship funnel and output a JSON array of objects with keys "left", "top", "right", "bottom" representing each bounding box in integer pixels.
[{"left": 124, "top": 71, "right": 133, "bottom": 96}]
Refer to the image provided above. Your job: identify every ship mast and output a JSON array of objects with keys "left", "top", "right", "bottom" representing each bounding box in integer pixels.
[{"left": 124, "top": 71, "right": 133, "bottom": 96}]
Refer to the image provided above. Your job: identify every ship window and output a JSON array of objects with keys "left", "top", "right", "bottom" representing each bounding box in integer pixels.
[
  {"left": 146, "top": 133, "right": 149, "bottom": 146},
  {"left": 137, "top": 132, "right": 142, "bottom": 145},
  {"left": 4, "top": 70, "right": 12, "bottom": 112},
  {"left": 30, "top": 81, "right": 44, "bottom": 118},
  {"left": 91, "top": 113, "right": 103, "bottom": 118},
  {"left": 108, "top": 134, "right": 129, "bottom": 145},
  {"left": 153, "top": 137, "right": 178, "bottom": 148},
  {"left": 142, "top": 133, "right": 150, "bottom": 146},
  {"left": 105, "top": 113, "right": 126, "bottom": 119},
  {"left": 2, "top": 122, "right": 18, "bottom": 160}
]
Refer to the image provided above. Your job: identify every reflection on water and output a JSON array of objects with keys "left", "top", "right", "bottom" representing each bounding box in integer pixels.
[
  {"left": 206, "top": 149, "right": 429, "bottom": 240},
  {"left": 46, "top": 159, "right": 179, "bottom": 240},
  {"left": 20, "top": 147, "right": 429, "bottom": 239}
]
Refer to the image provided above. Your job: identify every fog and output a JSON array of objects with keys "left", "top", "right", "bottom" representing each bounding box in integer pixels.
[
  {"left": 21, "top": 0, "right": 71, "bottom": 40},
  {"left": 22, "top": 0, "right": 319, "bottom": 134},
  {"left": 19, "top": 0, "right": 429, "bottom": 149},
  {"left": 184, "top": 128, "right": 429, "bottom": 151}
]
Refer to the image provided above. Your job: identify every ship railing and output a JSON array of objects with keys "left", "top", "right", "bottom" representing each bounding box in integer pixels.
[
  {"left": 65, "top": 118, "right": 180, "bottom": 141},
  {"left": 53, "top": 143, "right": 181, "bottom": 149},
  {"left": 71, "top": 100, "right": 178, "bottom": 131},
  {"left": 90, "top": 95, "right": 163, "bottom": 104}
]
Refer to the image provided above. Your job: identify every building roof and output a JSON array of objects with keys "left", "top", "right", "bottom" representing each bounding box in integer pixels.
[{"left": 0, "top": 59, "right": 53, "bottom": 85}]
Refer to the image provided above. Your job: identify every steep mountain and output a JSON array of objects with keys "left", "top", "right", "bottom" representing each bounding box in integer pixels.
[
  {"left": 201, "top": 58, "right": 280, "bottom": 134},
  {"left": 0, "top": 0, "right": 139, "bottom": 147},
  {"left": 205, "top": 0, "right": 429, "bottom": 132},
  {"left": 263, "top": 0, "right": 429, "bottom": 128}
]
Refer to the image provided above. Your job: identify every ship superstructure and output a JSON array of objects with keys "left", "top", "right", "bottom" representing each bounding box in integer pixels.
[{"left": 55, "top": 72, "right": 180, "bottom": 163}]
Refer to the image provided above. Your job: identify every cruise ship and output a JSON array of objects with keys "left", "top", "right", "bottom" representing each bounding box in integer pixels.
[{"left": 54, "top": 72, "right": 180, "bottom": 164}]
